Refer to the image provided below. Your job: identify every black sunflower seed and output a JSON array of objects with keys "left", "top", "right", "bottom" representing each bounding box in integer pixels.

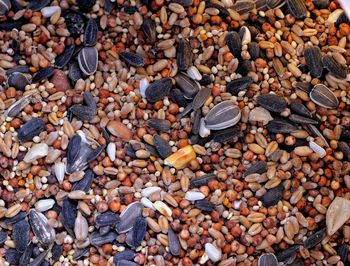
[
  {"left": 192, "top": 109, "right": 201, "bottom": 135},
  {"left": 175, "top": 73, "right": 200, "bottom": 99},
  {"left": 289, "top": 114, "right": 318, "bottom": 124},
  {"left": 276, "top": 245, "right": 301, "bottom": 263},
  {"left": 28, "top": 249, "right": 49, "bottom": 266},
  {"left": 72, "top": 169, "right": 94, "bottom": 192},
  {"left": 322, "top": 55, "right": 347, "bottom": 79},
  {"left": 19, "top": 242, "right": 35, "bottom": 266},
  {"left": 84, "top": 19, "right": 98, "bottom": 46},
  {"left": 303, "top": 228, "right": 326, "bottom": 249},
  {"left": 130, "top": 217, "right": 147, "bottom": 247},
  {"left": 4, "top": 211, "right": 26, "bottom": 225},
  {"left": 212, "top": 125, "right": 243, "bottom": 143},
  {"left": 5, "top": 249, "right": 21, "bottom": 265},
  {"left": 32, "top": 67, "right": 55, "bottom": 83},
  {"left": 6, "top": 65, "right": 30, "bottom": 75},
  {"left": 51, "top": 244, "right": 64, "bottom": 263},
  {"left": 13, "top": 219, "right": 30, "bottom": 252},
  {"left": 95, "top": 211, "right": 120, "bottom": 227},
  {"left": 113, "top": 249, "right": 135, "bottom": 264},
  {"left": 177, "top": 38, "right": 192, "bottom": 71},
  {"left": 193, "top": 86, "right": 211, "bottom": 110},
  {"left": 337, "top": 244, "right": 349, "bottom": 263},
  {"left": 260, "top": 184, "right": 284, "bottom": 207},
  {"left": 117, "top": 260, "right": 139, "bottom": 266},
  {"left": 290, "top": 100, "right": 312, "bottom": 117},
  {"left": 76, "top": 0, "right": 96, "bottom": 11},
  {"left": 153, "top": 135, "right": 172, "bottom": 159},
  {"left": 18, "top": 118, "right": 46, "bottom": 142},
  {"left": 267, "top": 119, "right": 297, "bottom": 134},
  {"left": 68, "top": 61, "right": 82, "bottom": 82},
  {"left": 99, "top": 225, "right": 110, "bottom": 236},
  {"left": 169, "top": 88, "right": 187, "bottom": 107},
  {"left": 286, "top": 0, "right": 307, "bottom": 18},
  {"left": 67, "top": 135, "right": 82, "bottom": 165},
  {"left": 70, "top": 105, "right": 96, "bottom": 121},
  {"left": 304, "top": 46, "right": 323, "bottom": 78},
  {"left": 55, "top": 45, "right": 75, "bottom": 69},
  {"left": 0, "top": 19, "right": 24, "bottom": 31},
  {"left": 198, "top": 74, "right": 212, "bottom": 86},
  {"left": 227, "top": 76, "right": 253, "bottom": 96},
  {"left": 146, "top": 119, "right": 171, "bottom": 132},
  {"left": 120, "top": 51, "right": 146, "bottom": 67},
  {"left": 64, "top": 11, "right": 85, "bottom": 37},
  {"left": 0, "top": 0, "right": 11, "bottom": 16},
  {"left": 248, "top": 42, "right": 260, "bottom": 60},
  {"left": 244, "top": 161, "right": 267, "bottom": 177},
  {"left": 8, "top": 72, "right": 30, "bottom": 90},
  {"left": 145, "top": 77, "right": 172, "bottom": 103},
  {"left": 339, "top": 141, "right": 350, "bottom": 161},
  {"left": 78, "top": 46, "right": 98, "bottom": 75},
  {"left": 62, "top": 198, "right": 78, "bottom": 236},
  {"left": 190, "top": 173, "right": 216, "bottom": 188},
  {"left": 90, "top": 231, "right": 118, "bottom": 245},
  {"left": 27, "top": 0, "right": 50, "bottom": 11},
  {"left": 72, "top": 248, "right": 89, "bottom": 260},
  {"left": 335, "top": 11, "right": 350, "bottom": 27},
  {"left": 226, "top": 31, "right": 242, "bottom": 59},
  {"left": 0, "top": 231, "right": 7, "bottom": 244},
  {"left": 256, "top": 94, "right": 287, "bottom": 113},
  {"left": 313, "top": 0, "right": 329, "bottom": 8},
  {"left": 142, "top": 18, "right": 156, "bottom": 43},
  {"left": 195, "top": 199, "right": 215, "bottom": 212},
  {"left": 173, "top": 0, "right": 193, "bottom": 6},
  {"left": 168, "top": 228, "right": 181, "bottom": 256},
  {"left": 206, "top": 2, "right": 230, "bottom": 17}
]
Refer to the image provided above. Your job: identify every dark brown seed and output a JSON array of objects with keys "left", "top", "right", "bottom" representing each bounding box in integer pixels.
[
  {"left": 227, "top": 76, "right": 253, "bottom": 96},
  {"left": 195, "top": 199, "right": 215, "bottom": 212},
  {"left": 68, "top": 61, "right": 82, "bottom": 82},
  {"left": 78, "top": 47, "right": 98, "bottom": 75},
  {"left": 303, "top": 229, "right": 326, "bottom": 249},
  {"left": 276, "top": 245, "right": 301, "bottom": 263},
  {"left": 61, "top": 198, "right": 77, "bottom": 236},
  {"left": 193, "top": 86, "right": 211, "bottom": 110},
  {"left": 304, "top": 46, "right": 323, "bottom": 78},
  {"left": 147, "top": 119, "right": 171, "bottom": 132},
  {"left": 168, "top": 228, "right": 181, "bottom": 256},
  {"left": 8, "top": 72, "right": 30, "bottom": 91},
  {"left": 260, "top": 184, "right": 284, "bottom": 207},
  {"left": 256, "top": 94, "right": 287, "bottom": 113},
  {"left": 18, "top": 118, "right": 47, "bottom": 142},
  {"left": 0, "top": 0, "right": 11, "bottom": 16},
  {"left": 310, "top": 84, "right": 339, "bottom": 109},
  {"left": 289, "top": 114, "right": 318, "bottom": 124},
  {"left": 84, "top": 19, "right": 98, "bottom": 46},
  {"left": 248, "top": 42, "right": 260, "bottom": 60},
  {"left": 258, "top": 253, "right": 278, "bottom": 266},
  {"left": 322, "top": 55, "right": 347, "bottom": 79},
  {"left": 153, "top": 135, "right": 172, "bottom": 159},
  {"left": 120, "top": 51, "right": 146, "bottom": 67},
  {"left": 290, "top": 100, "right": 312, "bottom": 117},
  {"left": 142, "top": 18, "right": 156, "bottom": 43},
  {"left": 339, "top": 141, "right": 350, "bottom": 161},
  {"left": 244, "top": 161, "right": 267, "bottom": 177},
  {"left": 177, "top": 39, "right": 192, "bottom": 71},
  {"left": 55, "top": 45, "right": 75, "bottom": 69},
  {"left": 175, "top": 73, "right": 200, "bottom": 99},
  {"left": 286, "top": 0, "right": 307, "bottom": 18},
  {"left": 190, "top": 173, "right": 216, "bottom": 188},
  {"left": 32, "top": 67, "right": 55, "bottom": 83},
  {"left": 13, "top": 220, "right": 30, "bottom": 252},
  {"left": 145, "top": 78, "right": 172, "bottom": 103},
  {"left": 226, "top": 31, "right": 242, "bottom": 58},
  {"left": 267, "top": 119, "right": 297, "bottom": 134}
]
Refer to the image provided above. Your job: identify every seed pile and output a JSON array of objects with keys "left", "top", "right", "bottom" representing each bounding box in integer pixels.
[{"left": 0, "top": 0, "right": 350, "bottom": 265}]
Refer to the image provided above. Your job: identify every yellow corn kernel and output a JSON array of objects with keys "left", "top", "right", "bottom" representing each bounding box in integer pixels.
[{"left": 164, "top": 145, "right": 196, "bottom": 170}]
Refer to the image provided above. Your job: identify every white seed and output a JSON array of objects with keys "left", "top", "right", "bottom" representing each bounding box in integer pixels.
[
  {"left": 23, "top": 143, "right": 49, "bottom": 163},
  {"left": 309, "top": 141, "right": 326, "bottom": 158},
  {"left": 141, "top": 187, "right": 161, "bottom": 197},
  {"left": 141, "top": 197, "right": 155, "bottom": 210},
  {"left": 107, "top": 142, "right": 116, "bottom": 162},
  {"left": 140, "top": 78, "right": 149, "bottom": 98},
  {"left": 35, "top": 199, "right": 55, "bottom": 212},
  {"left": 154, "top": 201, "right": 172, "bottom": 217},
  {"left": 187, "top": 66, "right": 202, "bottom": 81},
  {"left": 185, "top": 191, "right": 205, "bottom": 201},
  {"left": 199, "top": 118, "right": 211, "bottom": 138},
  {"left": 41, "top": 6, "right": 60, "bottom": 17},
  {"left": 205, "top": 243, "right": 222, "bottom": 263},
  {"left": 54, "top": 161, "right": 65, "bottom": 184}
]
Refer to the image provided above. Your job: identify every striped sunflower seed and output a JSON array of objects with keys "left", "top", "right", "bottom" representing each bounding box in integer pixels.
[
  {"left": 303, "top": 228, "right": 326, "bottom": 249},
  {"left": 204, "top": 100, "right": 241, "bottom": 130},
  {"left": 256, "top": 94, "right": 287, "bottom": 113},
  {"left": 0, "top": 0, "right": 10, "bottom": 16},
  {"left": 286, "top": 0, "right": 307, "bottom": 18},
  {"left": 142, "top": 18, "right": 156, "bottom": 43},
  {"left": 29, "top": 209, "right": 55, "bottom": 246},
  {"left": 78, "top": 47, "right": 98, "bottom": 75},
  {"left": 192, "top": 86, "right": 211, "bottom": 110},
  {"left": 258, "top": 253, "right": 278, "bottom": 266},
  {"left": 310, "top": 84, "right": 339, "bottom": 109},
  {"left": 267, "top": 119, "right": 297, "bottom": 134},
  {"left": 289, "top": 114, "right": 318, "bottom": 124},
  {"left": 55, "top": 45, "right": 75, "bottom": 69},
  {"left": 322, "top": 55, "right": 347, "bottom": 79},
  {"left": 304, "top": 46, "right": 323, "bottom": 78},
  {"left": 175, "top": 73, "right": 200, "bottom": 99},
  {"left": 177, "top": 38, "right": 192, "bottom": 71},
  {"left": 227, "top": 76, "right": 253, "bottom": 96},
  {"left": 290, "top": 100, "right": 312, "bottom": 117},
  {"left": 226, "top": 31, "right": 242, "bottom": 58},
  {"left": 120, "top": 51, "right": 146, "bottom": 67}
]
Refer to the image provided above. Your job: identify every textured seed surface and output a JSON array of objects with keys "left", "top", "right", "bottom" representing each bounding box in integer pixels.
[
  {"left": 153, "top": 135, "right": 172, "bottom": 159},
  {"left": 177, "top": 38, "right": 192, "bottom": 71},
  {"left": 120, "top": 51, "right": 146, "bottom": 67},
  {"left": 260, "top": 184, "right": 284, "bottom": 207},
  {"left": 310, "top": 84, "right": 339, "bottom": 109},
  {"left": 304, "top": 47, "right": 323, "bottom": 78},
  {"left": 13, "top": 220, "right": 30, "bottom": 252},
  {"left": 168, "top": 228, "right": 181, "bottom": 256},
  {"left": 145, "top": 78, "right": 172, "bottom": 103},
  {"left": 78, "top": 47, "right": 98, "bottom": 75},
  {"left": 175, "top": 73, "right": 200, "bottom": 99},
  {"left": 286, "top": 0, "right": 307, "bottom": 18},
  {"left": 258, "top": 253, "right": 278, "bottom": 266},
  {"left": 256, "top": 94, "right": 287, "bottom": 113},
  {"left": 84, "top": 18, "right": 98, "bottom": 46},
  {"left": 205, "top": 101, "right": 241, "bottom": 130}
]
